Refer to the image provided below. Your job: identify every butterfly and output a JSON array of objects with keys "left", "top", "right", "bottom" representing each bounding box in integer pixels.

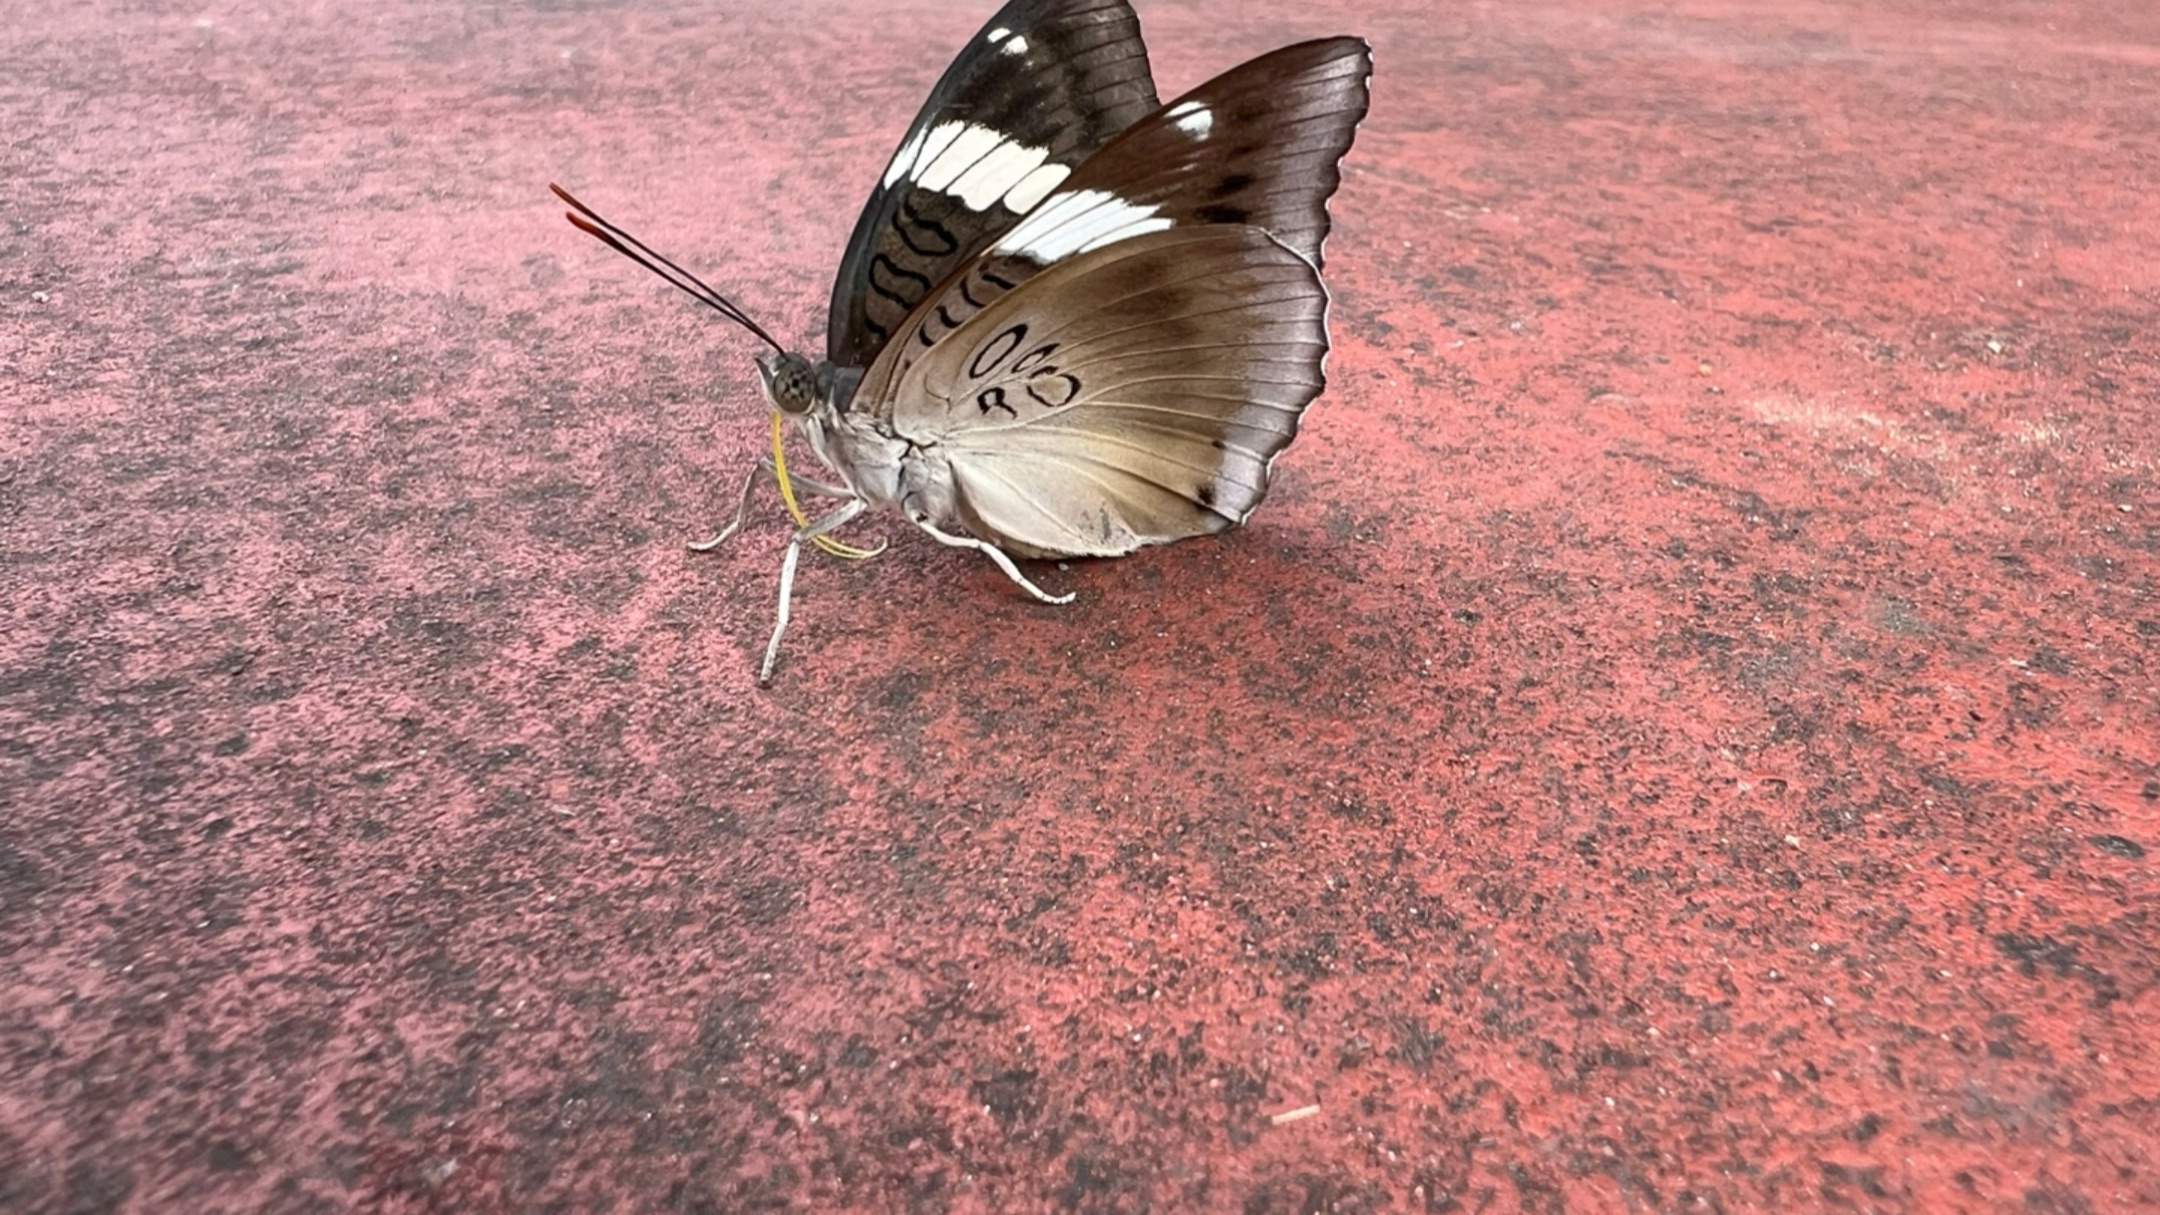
[{"left": 554, "top": 0, "right": 1370, "bottom": 683}]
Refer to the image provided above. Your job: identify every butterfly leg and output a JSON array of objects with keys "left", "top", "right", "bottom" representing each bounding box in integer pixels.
[
  {"left": 760, "top": 497, "right": 869, "bottom": 685},
  {"left": 910, "top": 518, "right": 1075, "bottom": 606},
  {"left": 781, "top": 464, "right": 853, "bottom": 499},
  {"left": 690, "top": 457, "right": 852, "bottom": 552}
]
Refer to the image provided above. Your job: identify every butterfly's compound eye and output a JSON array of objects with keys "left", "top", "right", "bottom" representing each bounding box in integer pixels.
[{"left": 756, "top": 351, "right": 819, "bottom": 416}]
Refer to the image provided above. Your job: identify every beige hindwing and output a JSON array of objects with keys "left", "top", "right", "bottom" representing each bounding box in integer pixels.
[{"left": 887, "top": 225, "right": 1329, "bottom": 560}]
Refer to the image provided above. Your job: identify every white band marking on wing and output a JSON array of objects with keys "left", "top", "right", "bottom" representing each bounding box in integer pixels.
[
  {"left": 917, "top": 124, "right": 1005, "bottom": 192},
  {"left": 882, "top": 120, "right": 1069, "bottom": 214},
  {"left": 883, "top": 121, "right": 966, "bottom": 191},
  {"left": 950, "top": 140, "right": 1052, "bottom": 211},
  {"left": 1003, "top": 162, "right": 1071, "bottom": 214},
  {"left": 881, "top": 127, "right": 927, "bottom": 187},
  {"left": 991, "top": 188, "right": 1176, "bottom": 262}
]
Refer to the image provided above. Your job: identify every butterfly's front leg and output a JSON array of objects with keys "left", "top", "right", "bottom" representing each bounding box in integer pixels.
[
  {"left": 760, "top": 497, "right": 870, "bottom": 685},
  {"left": 778, "top": 463, "right": 852, "bottom": 499},
  {"left": 690, "top": 456, "right": 853, "bottom": 552},
  {"left": 908, "top": 516, "right": 1075, "bottom": 607}
]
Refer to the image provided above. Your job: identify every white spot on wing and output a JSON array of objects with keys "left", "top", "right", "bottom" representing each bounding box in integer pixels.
[
  {"left": 888, "top": 121, "right": 1068, "bottom": 213},
  {"left": 950, "top": 140, "right": 1051, "bottom": 211},
  {"left": 992, "top": 189, "right": 1174, "bottom": 262},
  {"left": 882, "top": 126, "right": 928, "bottom": 187},
  {"left": 1004, "top": 35, "right": 1029, "bottom": 55},
  {"left": 987, "top": 25, "right": 1010, "bottom": 41},
  {"left": 916, "top": 124, "right": 1004, "bottom": 192},
  {"left": 886, "top": 121, "right": 968, "bottom": 192},
  {"left": 1167, "top": 99, "right": 1213, "bottom": 139},
  {"left": 1003, "top": 162, "right": 1070, "bottom": 214},
  {"left": 882, "top": 119, "right": 1071, "bottom": 213}
]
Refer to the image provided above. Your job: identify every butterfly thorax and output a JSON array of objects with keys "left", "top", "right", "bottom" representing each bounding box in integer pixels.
[{"left": 751, "top": 349, "right": 926, "bottom": 519}]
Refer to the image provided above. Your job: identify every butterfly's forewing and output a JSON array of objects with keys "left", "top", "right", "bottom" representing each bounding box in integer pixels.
[
  {"left": 825, "top": 0, "right": 1159, "bottom": 371},
  {"left": 854, "top": 37, "right": 1371, "bottom": 409},
  {"left": 889, "top": 225, "right": 1329, "bottom": 559}
]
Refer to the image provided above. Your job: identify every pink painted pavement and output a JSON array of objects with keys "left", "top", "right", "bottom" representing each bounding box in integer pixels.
[{"left": 3, "top": 0, "right": 2157, "bottom": 1211}]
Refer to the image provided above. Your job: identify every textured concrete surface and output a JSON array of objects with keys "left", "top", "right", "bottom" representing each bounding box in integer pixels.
[{"left": 4, "top": 0, "right": 2157, "bottom": 1211}]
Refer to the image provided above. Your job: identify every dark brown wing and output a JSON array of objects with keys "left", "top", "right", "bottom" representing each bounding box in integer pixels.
[
  {"left": 852, "top": 37, "right": 1370, "bottom": 413},
  {"left": 825, "top": 0, "right": 1158, "bottom": 371}
]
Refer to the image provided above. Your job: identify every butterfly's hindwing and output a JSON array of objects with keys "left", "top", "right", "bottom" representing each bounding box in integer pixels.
[
  {"left": 825, "top": 0, "right": 1159, "bottom": 371},
  {"left": 854, "top": 37, "right": 1371, "bottom": 414},
  {"left": 889, "top": 226, "right": 1329, "bottom": 560}
]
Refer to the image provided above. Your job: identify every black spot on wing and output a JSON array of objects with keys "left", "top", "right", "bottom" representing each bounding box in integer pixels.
[{"left": 1211, "top": 172, "right": 1256, "bottom": 197}]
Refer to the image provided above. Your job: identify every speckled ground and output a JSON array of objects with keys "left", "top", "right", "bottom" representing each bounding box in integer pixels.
[{"left": 3, "top": 0, "right": 2156, "bottom": 1211}]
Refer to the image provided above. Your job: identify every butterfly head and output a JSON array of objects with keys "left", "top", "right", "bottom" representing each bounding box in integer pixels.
[{"left": 755, "top": 350, "right": 820, "bottom": 417}]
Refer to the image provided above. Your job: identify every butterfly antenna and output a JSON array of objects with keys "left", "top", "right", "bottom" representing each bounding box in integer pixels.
[{"left": 549, "top": 183, "right": 786, "bottom": 354}]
